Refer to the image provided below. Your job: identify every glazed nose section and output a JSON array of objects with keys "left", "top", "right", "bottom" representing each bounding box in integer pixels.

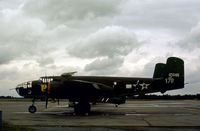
[
  {"left": 16, "top": 81, "right": 32, "bottom": 97},
  {"left": 16, "top": 86, "right": 27, "bottom": 96}
]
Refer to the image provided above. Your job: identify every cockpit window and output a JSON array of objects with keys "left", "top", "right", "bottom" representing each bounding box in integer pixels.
[
  {"left": 27, "top": 81, "right": 32, "bottom": 88},
  {"left": 17, "top": 81, "right": 32, "bottom": 88},
  {"left": 39, "top": 77, "right": 53, "bottom": 83}
]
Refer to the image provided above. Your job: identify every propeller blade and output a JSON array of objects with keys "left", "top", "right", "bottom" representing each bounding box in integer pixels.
[
  {"left": 45, "top": 96, "right": 48, "bottom": 109},
  {"left": 44, "top": 87, "right": 48, "bottom": 109},
  {"left": 10, "top": 88, "right": 17, "bottom": 90}
]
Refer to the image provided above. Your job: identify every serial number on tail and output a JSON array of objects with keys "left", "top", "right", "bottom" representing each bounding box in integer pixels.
[
  {"left": 168, "top": 73, "right": 180, "bottom": 77},
  {"left": 165, "top": 73, "right": 180, "bottom": 84}
]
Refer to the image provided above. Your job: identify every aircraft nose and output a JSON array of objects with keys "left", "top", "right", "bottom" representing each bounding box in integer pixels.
[
  {"left": 16, "top": 81, "right": 32, "bottom": 97},
  {"left": 16, "top": 86, "right": 27, "bottom": 96}
]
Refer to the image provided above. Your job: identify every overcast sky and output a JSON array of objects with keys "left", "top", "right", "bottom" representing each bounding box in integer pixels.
[{"left": 1, "top": 0, "right": 200, "bottom": 97}]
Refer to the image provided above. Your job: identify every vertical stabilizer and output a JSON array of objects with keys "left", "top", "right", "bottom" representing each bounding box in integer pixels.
[{"left": 153, "top": 57, "right": 184, "bottom": 91}]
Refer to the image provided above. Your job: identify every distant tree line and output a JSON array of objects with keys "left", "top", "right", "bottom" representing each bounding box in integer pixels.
[{"left": 0, "top": 96, "right": 22, "bottom": 99}]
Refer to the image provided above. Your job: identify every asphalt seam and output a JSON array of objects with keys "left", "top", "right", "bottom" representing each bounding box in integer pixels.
[{"left": 143, "top": 117, "right": 152, "bottom": 126}]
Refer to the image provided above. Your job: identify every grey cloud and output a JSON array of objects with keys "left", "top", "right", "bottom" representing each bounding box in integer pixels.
[
  {"left": 68, "top": 26, "right": 139, "bottom": 58},
  {"left": 184, "top": 56, "right": 200, "bottom": 84},
  {"left": 0, "top": 0, "right": 24, "bottom": 10},
  {"left": 117, "top": 0, "right": 200, "bottom": 32},
  {"left": 37, "top": 57, "right": 54, "bottom": 66},
  {"left": 0, "top": 67, "right": 19, "bottom": 80},
  {"left": 68, "top": 26, "right": 140, "bottom": 75},
  {"left": 186, "top": 71, "right": 200, "bottom": 85},
  {"left": 23, "top": 0, "right": 121, "bottom": 25},
  {"left": 84, "top": 57, "right": 124, "bottom": 75},
  {"left": 178, "top": 22, "right": 200, "bottom": 50},
  {"left": 0, "top": 49, "right": 14, "bottom": 64},
  {"left": 130, "top": 56, "right": 170, "bottom": 78},
  {"left": 0, "top": 9, "right": 56, "bottom": 64}
]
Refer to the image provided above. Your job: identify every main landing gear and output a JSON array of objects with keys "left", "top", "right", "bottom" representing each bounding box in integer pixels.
[
  {"left": 74, "top": 101, "right": 91, "bottom": 115},
  {"left": 28, "top": 98, "right": 37, "bottom": 113}
]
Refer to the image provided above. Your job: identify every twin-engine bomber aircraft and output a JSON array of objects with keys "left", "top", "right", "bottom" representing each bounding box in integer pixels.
[{"left": 16, "top": 57, "right": 184, "bottom": 115}]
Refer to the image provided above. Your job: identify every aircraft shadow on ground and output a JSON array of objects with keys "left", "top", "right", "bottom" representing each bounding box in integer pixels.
[{"left": 41, "top": 110, "right": 127, "bottom": 117}]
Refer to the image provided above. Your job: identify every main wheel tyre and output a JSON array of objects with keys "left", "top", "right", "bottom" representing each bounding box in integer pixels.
[
  {"left": 28, "top": 105, "right": 37, "bottom": 113},
  {"left": 74, "top": 102, "right": 91, "bottom": 115}
]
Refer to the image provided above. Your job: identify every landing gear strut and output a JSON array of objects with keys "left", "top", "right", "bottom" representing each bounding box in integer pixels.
[
  {"left": 28, "top": 98, "right": 37, "bottom": 113},
  {"left": 74, "top": 101, "right": 91, "bottom": 115}
]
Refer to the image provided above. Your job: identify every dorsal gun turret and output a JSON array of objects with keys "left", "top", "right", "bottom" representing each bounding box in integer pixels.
[{"left": 61, "top": 71, "right": 77, "bottom": 77}]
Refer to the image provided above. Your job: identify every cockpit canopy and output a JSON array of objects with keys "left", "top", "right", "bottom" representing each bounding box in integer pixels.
[
  {"left": 39, "top": 77, "right": 53, "bottom": 83},
  {"left": 16, "top": 81, "right": 32, "bottom": 89}
]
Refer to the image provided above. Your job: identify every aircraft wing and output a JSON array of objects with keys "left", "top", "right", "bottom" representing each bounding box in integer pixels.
[
  {"left": 72, "top": 79, "right": 114, "bottom": 92},
  {"left": 70, "top": 80, "right": 125, "bottom": 104}
]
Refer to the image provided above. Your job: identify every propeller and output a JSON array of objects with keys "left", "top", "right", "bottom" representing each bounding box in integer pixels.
[
  {"left": 44, "top": 87, "right": 48, "bottom": 109},
  {"left": 10, "top": 88, "right": 17, "bottom": 90},
  {"left": 45, "top": 96, "right": 48, "bottom": 109}
]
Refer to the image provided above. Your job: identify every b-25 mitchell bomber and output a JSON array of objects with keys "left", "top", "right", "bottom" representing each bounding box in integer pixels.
[{"left": 16, "top": 57, "right": 184, "bottom": 115}]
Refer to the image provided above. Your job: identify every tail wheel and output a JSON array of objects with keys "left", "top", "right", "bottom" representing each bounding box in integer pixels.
[{"left": 29, "top": 105, "right": 37, "bottom": 113}]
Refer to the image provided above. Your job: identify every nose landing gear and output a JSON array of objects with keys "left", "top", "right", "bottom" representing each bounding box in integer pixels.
[
  {"left": 28, "top": 98, "right": 37, "bottom": 113},
  {"left": 29, "top": 105, "right": 37, "bottom": 113}
]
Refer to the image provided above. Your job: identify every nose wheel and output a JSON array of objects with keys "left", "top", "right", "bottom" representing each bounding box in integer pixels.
[
  {"left": 28, "top": 105, "right": 37, "bottom": 113},
  {"left": 29, "top": 98, "right": 37, "bottom": 113}
]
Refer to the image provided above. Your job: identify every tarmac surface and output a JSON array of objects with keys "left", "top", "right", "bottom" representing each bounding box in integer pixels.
[{"left": 0, "top": 100, "right": 200, "bottom": 130}]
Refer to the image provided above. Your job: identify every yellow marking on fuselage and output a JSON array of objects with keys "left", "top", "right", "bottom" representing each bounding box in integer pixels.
[{"left": 41, "top": 84, "right": 47, "bottom": 92}]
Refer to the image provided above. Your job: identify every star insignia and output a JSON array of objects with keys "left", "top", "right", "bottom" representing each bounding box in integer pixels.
[{"left": 139, "top": 83, "right": 150, "bottom": 90}]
